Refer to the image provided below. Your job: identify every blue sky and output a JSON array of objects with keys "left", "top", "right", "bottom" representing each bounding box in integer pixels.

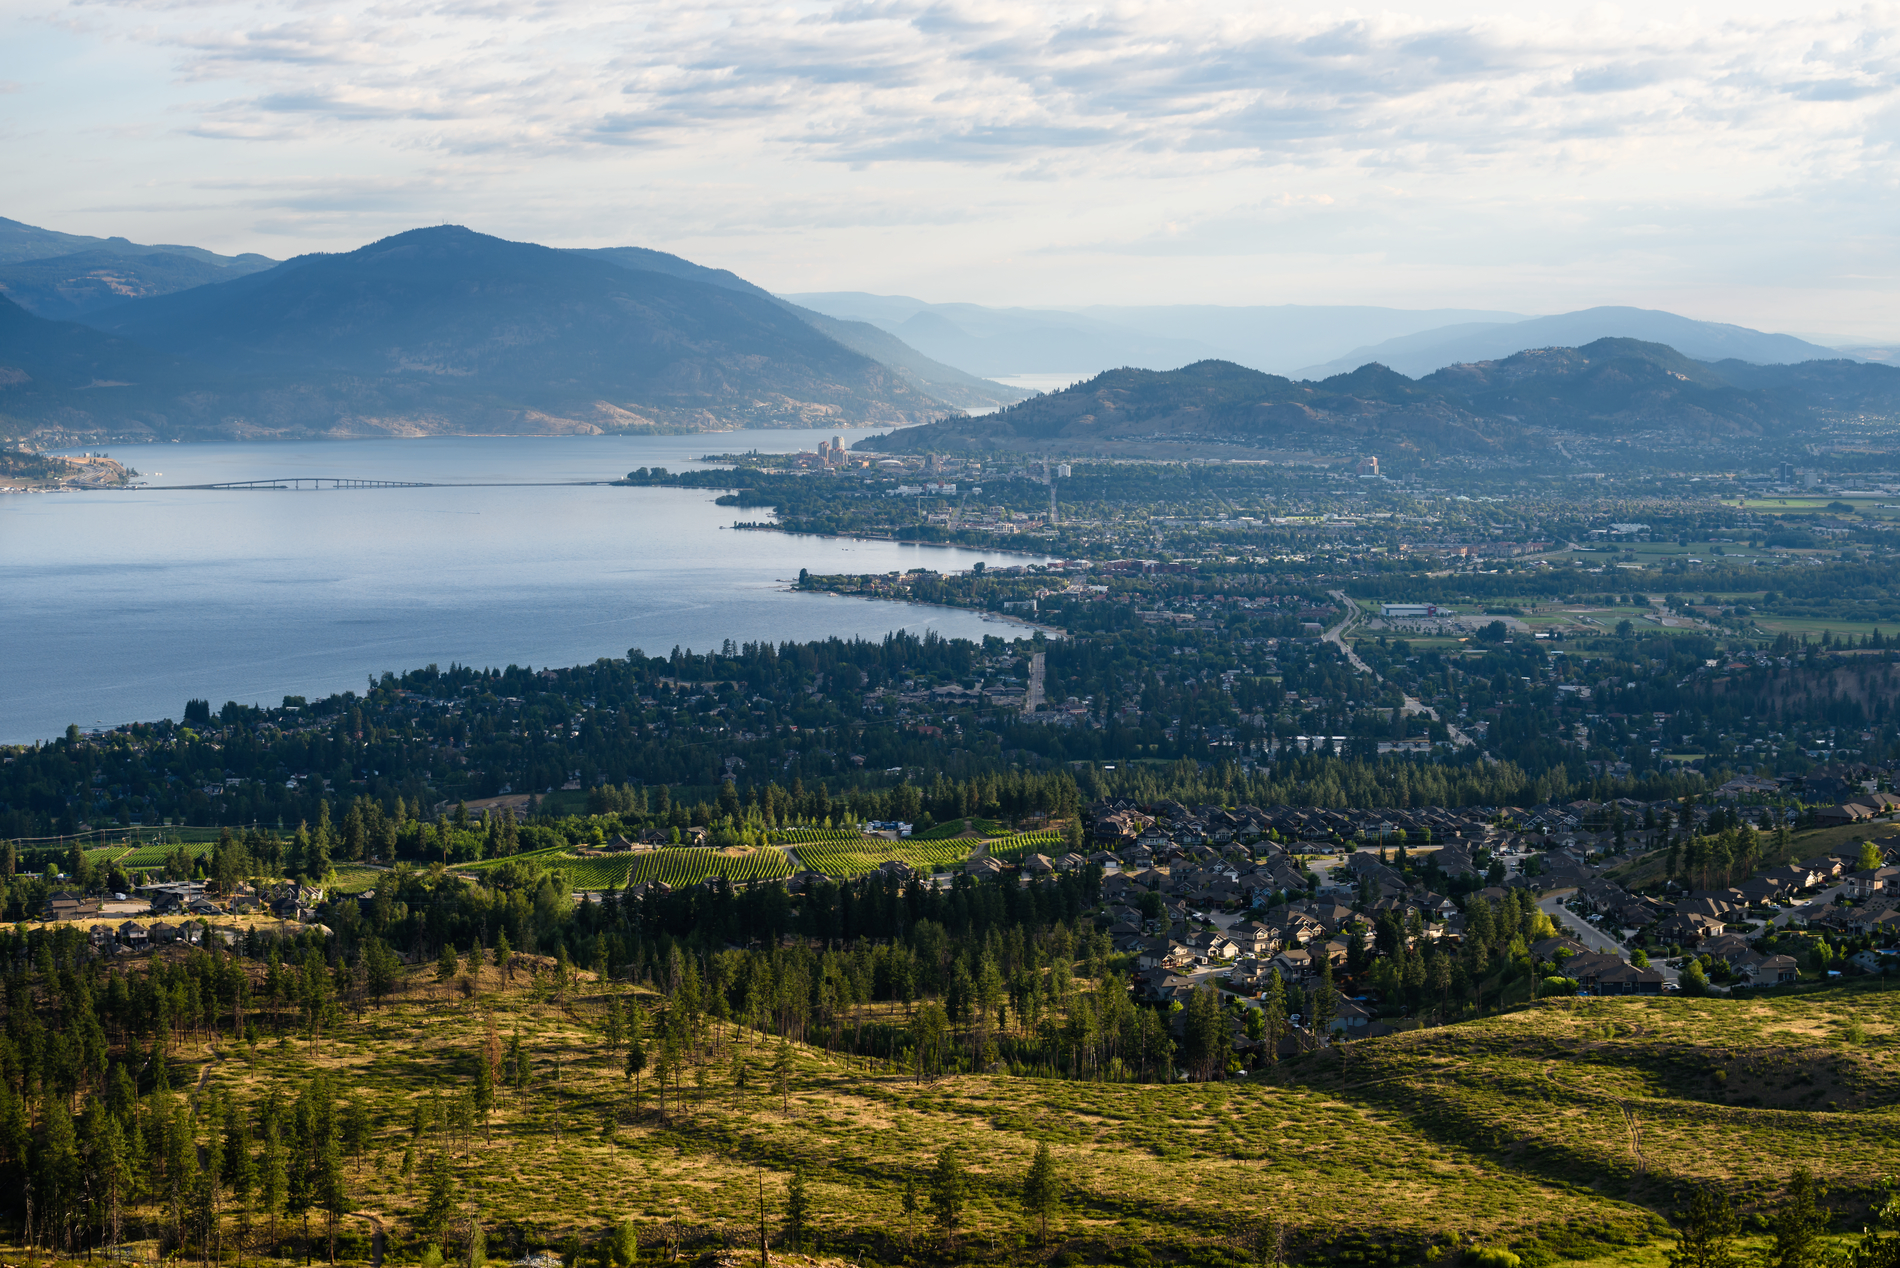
[{"left": 3, "top": 0, "right": 1897, "bottom": 339}]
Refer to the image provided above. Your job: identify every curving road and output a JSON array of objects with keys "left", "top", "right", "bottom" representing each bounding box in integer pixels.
[{"left": 1539, "top": 890, "right": 1678, "bottom": 985}]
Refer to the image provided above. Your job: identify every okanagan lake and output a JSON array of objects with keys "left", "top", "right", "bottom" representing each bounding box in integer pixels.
[{"left": 1, "top": 430, "right": 1053, "bottom": 745}]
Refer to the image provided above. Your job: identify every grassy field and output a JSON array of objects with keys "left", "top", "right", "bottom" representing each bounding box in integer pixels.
[
  {"left": 91, "top": 960, "right": 1900, "bottom": 1268},
  {"left": 791, "top": 836, "right": 976, "bottom": 877},
  {"left": 986, "top": 830, "right": 1063, "bottom": 861},
  {"left": 119, "top": 837, "right": 215, "bottom": 868}
]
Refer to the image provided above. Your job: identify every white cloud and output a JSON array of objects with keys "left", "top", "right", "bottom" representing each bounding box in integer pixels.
[{"left": 3, "top": 0, "right": 1900, "bottom": 333}]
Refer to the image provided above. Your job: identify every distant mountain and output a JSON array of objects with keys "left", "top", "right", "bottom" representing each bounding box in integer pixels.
[
  {"left": 0, "top": 249, "right": 281, "bottom": 320},
  {"left": 0, "top": 215, "right": 277, "bottom": 270},
  {"left": 6, "top": 226, "right": 954, "bottom": 440},
  {"left": 782, "top": 294, "right": 1222, "bottom": 379},
  {"left": 782, "top": 294, "right": 1524, "bottom": 379},
  {"left": 857, "top": 339, "right": 1900, "bottom": 463},
  {"left": 590, "top": 258, "right": 1023, "bottom": 411},
  {"left": 1294, "top": 307, "right": 1842, "bottom": 379}
]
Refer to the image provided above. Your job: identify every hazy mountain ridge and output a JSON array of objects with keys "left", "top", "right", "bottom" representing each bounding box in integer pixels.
[
  {"left": 2, "top": 226, "right": 959, "bottom": 440},
  {"left": 0, "top": 249, "right": 283, "bottom": 321},
  {"left": 0, "top": 215, "right": 277, "bottom": 270},
  {"left": 789, "top": 292, "right": 1849, "bottom": 384},
  {"left": 1294, "top": 306, "right": 1843, "bottom": 379},
  {"left": 857, "top": 339, "right": 1900, "bottom": 461}
]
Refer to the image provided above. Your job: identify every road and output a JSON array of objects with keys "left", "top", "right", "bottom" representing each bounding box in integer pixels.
[
  {"left": 1324, "top": 591, "right": 1376, "bottom": 673},
  {"left": 1327, "top": 590, "right": 1477, "bottom": 748},
  {"left": 1539, "top": 891, "right": 1678, "bottom": 985},
  {"left": 1773, "top": 882, "right": 1846, "bottom": 927}
]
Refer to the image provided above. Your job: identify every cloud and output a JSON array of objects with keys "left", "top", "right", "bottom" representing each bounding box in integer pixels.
[
  {"left": 8, "top": 0, "right": 1900, "bottom": 331},
  {"left": 31, "top": 0, "right": 1886, "bottom": 172}
]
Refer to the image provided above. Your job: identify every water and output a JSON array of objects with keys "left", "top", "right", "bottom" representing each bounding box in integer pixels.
[{"left": 1, "top": 430, "right": 1052, "bottom": 744}]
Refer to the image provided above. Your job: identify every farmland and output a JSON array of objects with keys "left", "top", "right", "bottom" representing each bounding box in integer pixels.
[
  {"left": 791, "top": 835, "right": 976, "bottom": 877},
  {"left": 986, "top": 829, "right": 1063, "bottom": 861}
]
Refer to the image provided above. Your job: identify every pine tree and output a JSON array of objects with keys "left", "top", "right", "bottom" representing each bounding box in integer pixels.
[
  {"left": 928, "top": 1147, "right": 966, "bottom": 1248},
  {"left": 1666, "top": 1186, "right": 1740, "bottom": 1268},
  {"left": 773, "top": 1041, "right": 793, "bottom": 1114},
  {"left": 1260, "top": 972, "right": 1287, "bottom": 1064},
  {"left": 1021, "top": 1140, "right": 1059, "bottom": 1243},
  {"left": 784, "top": 1168, "right": 811, "bottom": 1251},
  {"left": 1761, "top": 1168, "right": 1827, "bottom": 1268}
]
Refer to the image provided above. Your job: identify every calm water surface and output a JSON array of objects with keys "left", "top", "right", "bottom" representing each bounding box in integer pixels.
[{"left": 2, "top": 431, "right": 1047, "bottom": 744}]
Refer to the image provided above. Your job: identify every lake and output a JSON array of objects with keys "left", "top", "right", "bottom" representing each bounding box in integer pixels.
[{"left": 1, "top": 430, "right": 1050, "bottom": 744}]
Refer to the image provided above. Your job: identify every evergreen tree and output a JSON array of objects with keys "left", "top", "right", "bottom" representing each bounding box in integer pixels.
[
  {"left": 1761, "top": 1168, "right": 1828, "bottom": 1268},
  {"left": 1260, "top": 972, "right": 1287, "bottom": 1064},
  {"left": 1021, "top": 1140, "right": 1059, "bottom": 1243},
  {"left": 419, "top": 1153, "right": 457, "bottom": 1247},
  {"left": 1666, "top": 1186, "right": 1740, "bottom": 1268},
  {"left": 928, "top": 1147, "right": 966, "bottom": 1247},
  {"left": 784, "top": 1168, "right": 811, "bottom": 1251}
]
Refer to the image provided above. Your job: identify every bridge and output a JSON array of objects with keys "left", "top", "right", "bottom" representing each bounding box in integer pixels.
[
  {"left": 180, "top": 478, "right": 439, "bottom": 490},
  {"left": 132, "top": 478, "right": 616, "bottom": 491}
]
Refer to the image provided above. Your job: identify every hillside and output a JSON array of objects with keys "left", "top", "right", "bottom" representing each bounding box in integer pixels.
[
  {"left": 0, "top": 213, "right": 276, "bottom": 270},
  {"left": 24, "top": 943, "right": 1898, "bottom": 1268},
  {"left": 861, "top": 340, "right": 1900, "bottom": 460},
  {"left": 60, "top": 226, "right": 950, "bottom": 436},
  {"left": 0, "top": 248, "right": 281, "bottom": 319},
  {"left": 578, "top": 250, "right": 1024, "bottom": 411}
]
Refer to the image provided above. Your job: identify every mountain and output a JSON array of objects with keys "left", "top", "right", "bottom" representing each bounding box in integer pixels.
[
  {"left": 0, "top": 249, "right": 282, "bottom": 320},
  {"left": 782, "top": 294, "right": 1525, "bottom": 379},
  {"left": 781, "top": 294, "right": 1224, "bottom": 379},
  {"left": 1293, "top": 306, "right": 1843, "bottom": 379},
  {"left": 856, "top": 339, "right": 1900, "bottom": 463},
  {"left": 46, "top": 226, "right": 950, "bottom": 438},
  {"left": 0, "top": 215, "right": 277, "bottom": 270},
  {"left": 0, "top": 295, "right": 212, "bottom": 443}
]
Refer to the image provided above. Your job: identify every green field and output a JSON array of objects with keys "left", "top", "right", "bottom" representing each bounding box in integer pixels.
[
  {"left": 327, "top": 864, "right": 385, "bottom": 895},
  {"left": 631, "top": 847, "right": 790, "bottom": 887},
  {"left": 460, "top": 845, "right": 792, "bottom": 889},
  {"left": 911, "top": 817, "right": 1009, "bottom": 840},
  {"left": 773, "top": 827, "right": 865, "bottom": 845},
  {"left": 119, "top": 838, "right": 215, "bottom": 868},
  {"left": 792, "top": 836, "right": 975, "bottom": 877},
  {"left": 986, "top": 829, "right": 1062, "bottom": 861}
]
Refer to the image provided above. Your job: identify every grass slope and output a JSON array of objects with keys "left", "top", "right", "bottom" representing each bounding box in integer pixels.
[{"left": 113, "top": 962, "right": 1900, "bottom": 1268}]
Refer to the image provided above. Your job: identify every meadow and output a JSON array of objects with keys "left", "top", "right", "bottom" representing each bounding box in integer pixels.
[{"left": 98, "top": 960, "right": 1900, "bottom": 1268}]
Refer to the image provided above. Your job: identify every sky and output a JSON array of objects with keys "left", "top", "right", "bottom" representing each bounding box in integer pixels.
[{"left": 3, "top": 0, "right": 1899, "bottom": 340}]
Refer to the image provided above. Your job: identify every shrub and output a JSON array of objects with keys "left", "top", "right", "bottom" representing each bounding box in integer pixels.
[{"left": 1468, "top": 1250, "right": 1520, "bottom": 1268}]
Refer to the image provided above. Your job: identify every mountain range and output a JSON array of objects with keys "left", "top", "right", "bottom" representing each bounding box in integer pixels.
[
  {"left": 0, "top": 212, "right": 1888, "bottom": 447},
  {"left": 781, "top": 294, "right": 1528, "bottom": 380},
  {"left": 0, "top": 225, "right": 1019, "bottom": 442},
  {"left": 856, "top": 340, "right": 1900, "bottom": 464},
  {"left": 783, "top": 294, "right": 1853, "bottom": 383},
  {"left": 1290, "top": 307, "right": 1842, "bottom": 379}
]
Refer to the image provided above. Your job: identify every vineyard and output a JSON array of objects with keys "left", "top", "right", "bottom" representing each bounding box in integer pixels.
[
  {"left": 771, "top": 828, "right": 862, "bottom": 846},
  {"left": 631, "top": 848, "right": 791, "bottom": 887},
  {"left": 791, "top": 836, "right": 975, "bottom": 878},
  {"left": 984, "top": 830, "right": 1062, "bottom": 861},
  {"left": 909, "top": 817, "right": 1008, "bottom": 841},
  {"left": 462, "top": 846, "right": 792, "bottom": 889},
  {"left": 118, "top": 839, "right": 215, "bottom": 868}
]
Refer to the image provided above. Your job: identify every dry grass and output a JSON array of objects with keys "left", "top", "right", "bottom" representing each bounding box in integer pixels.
[{"left": 32, "top": 964, "right": 1900, "bottom": 1268}]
